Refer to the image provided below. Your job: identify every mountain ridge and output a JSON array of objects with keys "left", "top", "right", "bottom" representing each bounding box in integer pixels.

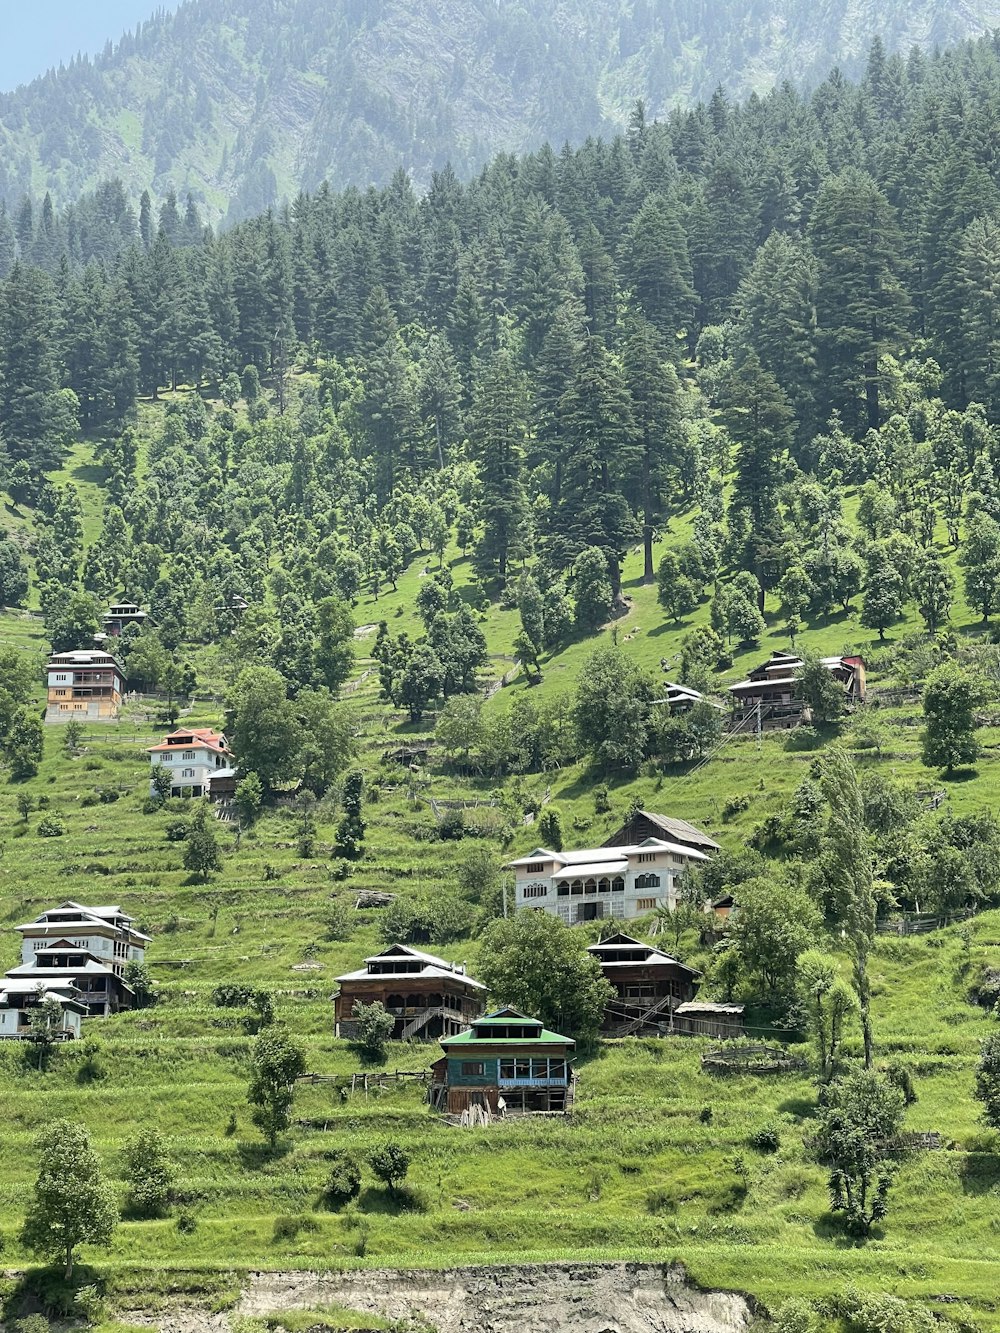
[{"left": 5, "top": 0, "right": 1000, "bottom": 224}]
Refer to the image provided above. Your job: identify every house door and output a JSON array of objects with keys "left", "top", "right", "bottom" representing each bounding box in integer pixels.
[{"left": 578, "top": 901, "right": 604, "bottom": 922}]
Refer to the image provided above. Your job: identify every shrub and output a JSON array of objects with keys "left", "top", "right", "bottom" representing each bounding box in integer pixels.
[
  {"left": 323, "top": 1152, "right": 362, "bottom": 1208},
  {"left": 773, "top": 1299, "right": 820, "bottom": 1333},
  {"left": 748, "top": 1124, "right": 781, "bottom": 1153},
  {"left": 36, "top": 816, "right": 65, "bottom": 837},
  {"left": 176, "top": 1210, "right": 197, "bottom": 1233},
  {"left": 438, "top": 808, "right": 465, "bottom": 840},
  {"left": 883, "top": 1061, "right": 918, "bottom": 1106},
  {"left": 165, "top": 818, "right": 189, "bottom": 842},
  {"left": 97, "top": 787, "right": 120, "bottom": 803},
  {"left": 721, "top": 793, "right": 751, "bottom": 820},
  {"left": 699, "top": 1105, "right": 713, "bottom": 1124},
  {"left": 15, "top": 1316, "right": 50, "bottom": 1333},
  {"left": 80, "top": 792, "right": 99, "bottom": 808},
  {"left": 271, "top": 1214, "right": 318, "bottom": 1243}
]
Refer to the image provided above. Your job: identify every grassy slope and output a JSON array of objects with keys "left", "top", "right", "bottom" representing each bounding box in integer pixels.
[{"left": 2, "top": 407, "right": 1000, "bottom": 1323}]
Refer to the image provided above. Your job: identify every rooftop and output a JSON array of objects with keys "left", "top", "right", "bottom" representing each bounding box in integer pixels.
[{"left": 508, "top": 836, "right": 710, "bottom": 870}]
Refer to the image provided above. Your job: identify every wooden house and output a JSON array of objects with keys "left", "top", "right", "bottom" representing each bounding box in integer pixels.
[
  {"left": 653, "top": 682, "right": 725, "bottom": 716},
  {"left": 673, "top": 1001, "right": 746, "bottom": 1038},
  {"left": 727, "top": 650, "right": 866, "bottom": 731},
  {"left": 587, "top": 933, "right": 700, "bottom": 1034},
  {"left": 431, "top": 1008, "right": 575, "bottom": 1115},
  {"left": 45, "top": 649, "right": 126, "bottom": 723},
  {"left": 602, "top": 810, "right": 719, "bottom": 857},
  {"left": 102, "top": 600, "right": 154, "bottom": 637},
  {"left": 333, "top": 944, "right": 485, "bottom": 1040}
]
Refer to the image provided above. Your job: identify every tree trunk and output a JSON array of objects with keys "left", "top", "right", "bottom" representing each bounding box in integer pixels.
[
  {"left": 65, "top": 1245, "right": 74, "bottom": 1280},
  {"left": 857, "top": 951, "right": 874, "bottom": 1069}
]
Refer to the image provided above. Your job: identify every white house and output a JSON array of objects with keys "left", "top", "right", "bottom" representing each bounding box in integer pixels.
[
  {"left": 4, "top": 902, "right": 148, "bottom": 1026},
  {"left": 507, "top": 837, "right": 711, "bottom": 925},
  {"left": 147, "top": 727, "right": 234, "bottom": 797},
  {"left": 0, "top": 979, "right": 88, "bottom": 1041},
  {"left": 15, "top": 902, "right": 148, "bottom": 974}
]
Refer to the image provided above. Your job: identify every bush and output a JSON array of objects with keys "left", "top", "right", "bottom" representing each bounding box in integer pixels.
[
  {"left": 438, "top": 808, "right": 465, "bottom": 840},
  {"left": 748, "top": 1124, "right": 781, "bottom": 1153},
  {"left": 883, "top": 1060, "right": 918, "bottom": 1106},
  {"left": 97, "top": 787, "right": 120, "bottom": 803},
  {"left": 176, "top": 1210, "right": 198, "bottom": 1234},
  {"left": 323, "top": 1151, "right": 362, "bottom": 1208},
  {"left": 165, "top": 818, "right": 189, "bottom": 842},
  {"left": 271, "top": 1214, "right": 318, "bottom": 1243},
  {"left": 36, "top": 816, "right": 65, "bottom": 837},
  {"left": 721, "top": 793, "right": 751, "bottom": 820},
  {"left": 80, "top": 792, "right": 99, "bottom": 808},
  {"left": 773, "top": 1299, "right": 820, "bottom": 1333}
]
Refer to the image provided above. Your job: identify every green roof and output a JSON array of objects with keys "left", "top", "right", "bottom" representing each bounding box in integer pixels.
[{"left": 440, "top": 1027, "right": 574, "bottom": 1048}]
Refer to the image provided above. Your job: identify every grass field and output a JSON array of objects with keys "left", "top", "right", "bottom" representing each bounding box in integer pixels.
[{"left": 3, "top": 402, "right": 1000, "bottom": 1327}]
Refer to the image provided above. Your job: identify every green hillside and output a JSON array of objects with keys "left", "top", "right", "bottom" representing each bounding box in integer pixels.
[{"left": 1, "top": 407, "right": 1000, "bottom": 1330}]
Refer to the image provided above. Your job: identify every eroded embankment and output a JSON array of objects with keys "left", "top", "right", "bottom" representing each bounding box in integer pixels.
[{"left": 129, "top": 1261, "right": 754, "bottom": 1333}]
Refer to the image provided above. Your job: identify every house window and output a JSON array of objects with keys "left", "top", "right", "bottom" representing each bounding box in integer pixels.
[
  {"left": 612, "top": 876, "right": 625, "bottom": 893},
  {"left": 523, "top": 862, "right": 545, "bottom": 873},
  {"left": 584, "top": 878, "right": 598, "bottom": 896},
  {"left": 55, "top": 674, "right": 67, "bottom": 682},
  {"left": 460, "top": 1061, "right": 484, "bottom": 1076},
  {"left": 625, "top": 984, "right": 656, "bottom": 999},
  {"left": 598, "top": 877, "right": 610, "bottom": 894},
  {"left": 499, "top": 1059, "right": 516, "bottom": 1079},
  {"left": 55, "top": 689, "right": 66, "bottom": 697},
  {"left": 522, "top": 882, "right": 547, "bottom": 899},
  {"left": 182, "top": 768, "right": 195, "bottom": 778},
  {"left": 637, "top": 852, "right": 657, "bottom": 864},
  {"left": 570, "top": 879, "right": 584, "bottom": 896},
  {"left": 557, "top": 884, "right": 570, "bottom": 897},
  {"left": 183, "top": 751, "right": 195, "bottom": 760},
  {"left": 636, "top": 897, "right": 658, "bottom": 911},
  {"left": 635, "top": 872, "right": 661, "bottom": 890}
]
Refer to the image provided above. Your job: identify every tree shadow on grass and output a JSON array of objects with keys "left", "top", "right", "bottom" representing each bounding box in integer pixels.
[
  {"left": 2, "top": 1264, "right": 105, "bottom": 1320},
  {"left": 357, "top": 1184, "right": 427, "bottom": 1215},
  {"left": 959, "top": 1152, "right": 1000, "bottom": 1195},
  {"left": 940, "top": 767, "right": 980, "bottom": 783},
  {"left": 777, "top": 1095, "right": 818, "bottom": 1121},
  {"left": 236, "top": 1139, "right": 294, "bottom": 1171},
  {"left": 811, "top": 1212, "right": 880, "bottom": 1247}
]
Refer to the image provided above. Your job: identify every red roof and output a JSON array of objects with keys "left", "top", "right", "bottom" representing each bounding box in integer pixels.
[{"left": 147, "top": 728, "right": 231, "bottom": 755}]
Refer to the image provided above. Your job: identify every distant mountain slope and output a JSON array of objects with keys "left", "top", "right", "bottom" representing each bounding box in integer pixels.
[{"left": 3, "top": 0, "right": 1000, "bottom": 222}]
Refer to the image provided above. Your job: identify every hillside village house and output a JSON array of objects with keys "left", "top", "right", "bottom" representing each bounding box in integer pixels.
[
  {"left": 587, "top": 933, "right": 701, "bottom": 1034},
  {"left": 0, "top": 979, "right": 89, "bottom": 1041},
  {"left": 0, "top": 902, "right": 148, "bottom": 1033},
  {"left": 728, "top": 649, "right": 866, "bottom": 730},
  {"left": 602, "top": 810, "right": 720, "bottom": 856},
  {"left": 334, "top": 944, "right": 485, "bottom": 1040},
  {"left": 102, "top": 600, "right": 154, "bottom": 637},
  {"left": 45, "top": 648, "right": 126, "bottom": 723},
  {"left": 431, "top": 1008, "right": 575, "bottom": 1115},
  {"left": 148, "top": 727, "right": 234, "bottom": 798},
  {"left": 508, "top": 832, "right": 712, "bottom": 924}
]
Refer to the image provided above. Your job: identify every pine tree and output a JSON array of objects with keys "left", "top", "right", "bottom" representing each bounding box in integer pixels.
[
  {"left": 622, "top": 318, "right": 683, "bottom": 582},
  {"left": 468, "top": 348, "right": 531, "bottom": 588},
  {"left": 810, "top": 169, "right": 910, "bottom": 434}
]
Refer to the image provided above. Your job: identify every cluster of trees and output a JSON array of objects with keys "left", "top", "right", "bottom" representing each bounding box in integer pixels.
[{"left": 12, "top": 40, "right": 1000, "bottom": 689}]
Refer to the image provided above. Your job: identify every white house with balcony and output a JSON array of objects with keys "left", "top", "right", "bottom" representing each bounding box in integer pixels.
[
  {"left": 148, "top": 727, "right": 234, "bottom": 797},
  {"left": 0, "top": 901, "right": 149, "bottom": 1034},
  {"left": 507, "top": 836, "right": 712, "bottom": 925}
]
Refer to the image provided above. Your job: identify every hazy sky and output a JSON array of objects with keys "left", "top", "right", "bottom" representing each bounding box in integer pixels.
[{"left": 0, "top": 2, "right": 168, "bottom": 93}]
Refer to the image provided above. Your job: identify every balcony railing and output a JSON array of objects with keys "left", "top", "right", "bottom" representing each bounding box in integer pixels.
[{"left": 498, "top": 1075, "right": 569, "bottom": 1088}]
